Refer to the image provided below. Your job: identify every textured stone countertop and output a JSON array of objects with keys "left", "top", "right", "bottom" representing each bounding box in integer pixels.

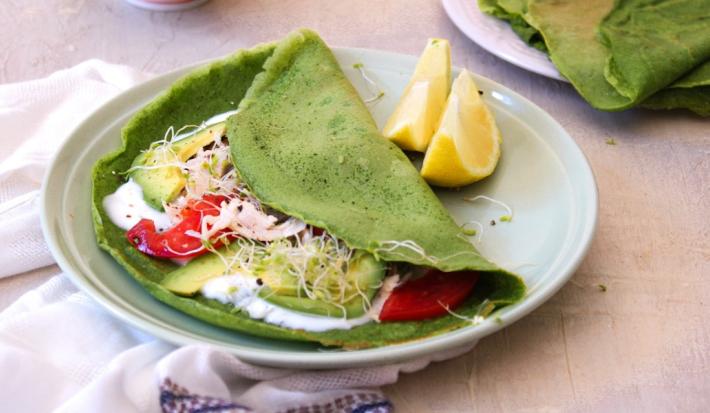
[{"left": 1, "top": 1, "right": 708, "bottom": 411}]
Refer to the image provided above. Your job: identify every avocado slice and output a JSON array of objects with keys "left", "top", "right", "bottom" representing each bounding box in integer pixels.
[
  {"left": 161, "top": 247, "right": 385, "bottom": 319},
  {"left": 172, "top": 123, "right": 227, "bottom": 160},
  {"left": 260, "top": 252, "right": 385, "bottom": 318},
  {"left": 160, "top": 246, "right": 298, "bottom": 296},
  {"left": 162, "top": 250, "right": 230, "bottom": 296},
  {"left": 131, "top": 122, "right": 227, "bottom": 210},
  {"left": 257, "top": 270, "right": 300, "bottom": 296}
]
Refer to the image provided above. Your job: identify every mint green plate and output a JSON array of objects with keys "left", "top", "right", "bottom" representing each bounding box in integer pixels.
[{"left": 40, "top": 48, "right": 597, "bottom": 369}]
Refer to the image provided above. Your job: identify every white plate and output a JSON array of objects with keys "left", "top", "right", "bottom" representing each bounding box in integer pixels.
[
  {"left": 123, "top": 0, "right": 209, "bottom": 12},
  {"left": 442, "top": 0, "right": 566, "bottom": 81},
  {"left": 41, "top": 47, "right": 596, "bottom": 368}
]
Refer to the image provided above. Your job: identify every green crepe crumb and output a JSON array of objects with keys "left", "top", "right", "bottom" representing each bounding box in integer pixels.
[
  {"left": 499, "top": 215, "right": 512, "bottom": 222},
  {"left": 605, "top": 138, "right": 617, "bottom": 145},
  {"left": 598, "top": 284, "right": 608, "bottom": 292},
  {"left": 462, "top": 228, "right": 478, "bottom": 236}
]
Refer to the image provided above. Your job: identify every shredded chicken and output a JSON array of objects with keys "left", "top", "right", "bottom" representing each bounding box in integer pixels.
[
  {"left": 162, "top": 197, "right": 188, "bottom": 225},
  {"left": 200, "top": 197, "right": 306, "bottom": 242},
  {"left": 159, "top": 130, "right": 306, "bottom": 244},
  {"left": 183, "top": 144, "right": 235, "bottom": 199}
]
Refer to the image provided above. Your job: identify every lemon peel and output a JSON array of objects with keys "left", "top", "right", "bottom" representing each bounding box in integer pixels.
[
  {"left": 383, "top": 38, "right": 451, "bottom": 152},
  {"left": 420, "top": 69, "right": 501, "bottom": 187}
]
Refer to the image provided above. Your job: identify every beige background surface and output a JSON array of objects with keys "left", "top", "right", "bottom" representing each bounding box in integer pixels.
[{"left": 1, "top": 0, "right": 708, "bottom": 412}]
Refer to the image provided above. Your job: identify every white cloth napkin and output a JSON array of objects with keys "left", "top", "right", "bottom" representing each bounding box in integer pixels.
[{"left": 0, "top": 61, "right": 476, "bottom": 412}]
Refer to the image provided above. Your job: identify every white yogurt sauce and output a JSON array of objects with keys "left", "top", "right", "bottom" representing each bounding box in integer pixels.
[
  {"left": 102, "top": 179, "right": 172, "bottom": 231},
  {"left": 201, "top": 273, "right": 400, "bottom": 332},
  {"left": 204, "top": 109, "right": 239, "bottom": 126}
]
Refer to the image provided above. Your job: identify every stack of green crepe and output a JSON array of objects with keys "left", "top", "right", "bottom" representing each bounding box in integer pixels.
[{"left": 479, "top": 0, "right": 710, "bottom": 116}]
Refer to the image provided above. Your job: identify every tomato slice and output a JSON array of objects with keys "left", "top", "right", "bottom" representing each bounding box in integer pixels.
[
  {"left": 126, "top": 194, "right": 230, "bottom": 259},
  {"left": 379, "top": 270, "right": 480, "bottom": 322}
]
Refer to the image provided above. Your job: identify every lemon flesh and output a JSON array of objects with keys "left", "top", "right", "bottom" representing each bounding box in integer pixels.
[
  {"left": 382, "top": 38, "right": 450, "bottom": 152},
  {"left": 421, "top": 69, "right": 501, "bottom": 187}
]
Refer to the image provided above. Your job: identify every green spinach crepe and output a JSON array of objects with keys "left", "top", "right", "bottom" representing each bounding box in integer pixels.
[
  {"left": 92, "top": 29, "right": 525, "bottom": 349},
  {"left": 479, "top": 0, "right": 547, "bottom": 51},
  {"left": 479, "top": 0, "right": 710, "bottom": 116}
]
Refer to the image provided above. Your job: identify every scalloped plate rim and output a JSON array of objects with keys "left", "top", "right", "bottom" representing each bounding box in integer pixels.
[{"left": 442, "top": 0, "right": 568, "bottom": 82}]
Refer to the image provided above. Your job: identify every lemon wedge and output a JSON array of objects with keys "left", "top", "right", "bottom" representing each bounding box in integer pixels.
[
  {"left": 382, "top": 38, "right": 450, "bottom": 152},
  {"left": 420, "top": 69, "right": 501, "bottom": 187}
]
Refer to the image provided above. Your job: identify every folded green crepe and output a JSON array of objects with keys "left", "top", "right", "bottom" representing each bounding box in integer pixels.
[
  {"left": 479, "top": 0, "right": 710, "bottom": 116},
  {"left": 642, "top": 64, "right": 710, "bottom": 115},
  {"left": 92, "top": 29, "right": 525, "bottom": 348}
]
